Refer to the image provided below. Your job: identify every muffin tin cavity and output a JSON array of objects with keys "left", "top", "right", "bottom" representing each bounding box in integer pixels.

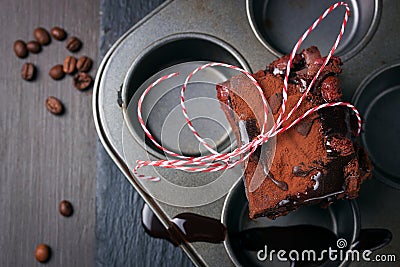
[
  {"left": 353, "top": 62, "right": 400, "bottom": 189},
  {"left": 246, "top": 0, "right": 381, "bottom": 61},
  {"left": 122, "top": 33, "right": 250, "bottom": 159},
  {"left": 222, "top": 180, "right": 360, "bottom": 267}
]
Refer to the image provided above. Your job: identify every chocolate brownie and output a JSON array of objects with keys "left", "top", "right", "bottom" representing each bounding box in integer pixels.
[{"left": 217, "top": 46, "right": 372, "bottom": 219}]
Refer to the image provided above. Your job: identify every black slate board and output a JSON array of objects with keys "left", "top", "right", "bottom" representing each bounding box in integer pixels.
[{"left": 96, "top": 0, "right": 194, "bottom": 266}]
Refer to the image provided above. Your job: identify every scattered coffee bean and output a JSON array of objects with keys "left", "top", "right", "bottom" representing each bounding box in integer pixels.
[
  {"left": 35, "top": 244, "right": 51, "bottom": 263},
  {"left": 50, "top": 26, "right": 67, "bottom": 41},
  {"left": 33, "top": 27, "right": 51, "bottom": 45},
  {"left": 45, "top": 96, "right": 64, "bottom": 115},
  {"left": 13, "top": 40, "right": 28, "bottom": 58},
  {"left": 21, "top": 63, "right": 36, "bottom": 81},
  {"left": 26, "top": 40, "right": 41, "bottom": 53},
  {"left": 63, "top": 56, "right": 77, "bottom": 74},
  {"left": 49, "top": 64, "right": 65, "bottom": 80},
  {"left": 66, "top": 36, "right": 82, "bottom": 52},
  {"left": 59, "top": 200, "right": 73, "bottom": 217},
  {"left": 76, "top": 56, "right": 92, "bottom": 72},
  {"left": 73, "top": 72, "right": 92, "bottom": 90}
]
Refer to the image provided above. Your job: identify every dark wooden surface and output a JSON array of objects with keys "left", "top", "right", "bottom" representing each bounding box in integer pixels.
[
  {"left": 0, "top": 0, "right": 98, "bottom": 266},
  {"left": 0, "top": 0, "right": 194, "bottom": 266},
  {"left": 96, "top": 0, "right": 193, "bottom": 266}
]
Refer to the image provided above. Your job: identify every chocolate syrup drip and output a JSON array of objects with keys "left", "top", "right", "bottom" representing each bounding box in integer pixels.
[
  {"left": 292, "top": 166, "right": 316, "bottom": 177},
  {"left": 353, "top": 229, "right": 392, "bottom": 251},
  {"left": 142, "top": 204, "right": 180, "bottom": 246},
  {"left": 172, "top": 213, "right": 226, "bottom": 243},
  {"left": 141, "top": 204, "right": 226, "bottom": 245},
  {"left": 266, "top": 171, "right": 288, "bottom": 191},
  {"left": 319, "top": 107, "right": 352, "bottom": 140},
  {"left": 308, "top": 106, "right": 357, "bottom": 198}
]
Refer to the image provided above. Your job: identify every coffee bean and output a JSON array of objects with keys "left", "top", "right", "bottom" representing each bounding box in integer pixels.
[
  {"left": 73, "top": 72, "right": 92, "bottom": 90},
  {"left": 13, "top": 40, "right": 28, "bottom": 58},
  {"left": 59, "top": 200, "right": 73, "bottom": 217},
  {"left": 76, "top": 56, "right": 92, "bottom": 72},
  {"left": 49, "top": 64, "right": 65, "bottom": 80},
  {"left": 63, "top": 56, "right": 77, "bottom": 74},
  {"left": 26, "top": 40, "right": 41, "bottom": 53},
  {"left": 21, "top": 63, "right": 36, "bottom": 81},
  {"left": 66, "top": 36, "right": 82, "bottom": 52},
  {"left": 33, "top": 27, "right": 51, "bottom": 45},
  {"left": 35, "top": 244, "right": 51, "bottom": 263},
  {"left": 50, "top": 26, "right": 67, "bottom": 41},
  {"left": 46, "top": 96, "right": 63, "bottom": 115}
]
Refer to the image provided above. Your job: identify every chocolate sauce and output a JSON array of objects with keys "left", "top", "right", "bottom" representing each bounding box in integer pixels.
[
  {"left": 263, "top": 164, "right": 288, "bottom": 191},
  {"left": 267, "top": 171, "right": 288, "bottom": 191},
  {"left": 142, "top": 203, "right": 180, "bottom": 246},
  {"left": 141, "top": 204, "right": 226, "bottom": 245},
  {"left": 311, "top": 172, "right": 322, "bottom": 190},
  {"left": 292, "top": 166, "right": 315, "bottom": 177},
  {"left": 310, "top": 106, "right": 357, "bottom": 197},
  {"left": 172, "top": 213, "right": 226, "bottom": 243},
  {"left": 353, "top": 229, "right": 392, "bottom": 251}
]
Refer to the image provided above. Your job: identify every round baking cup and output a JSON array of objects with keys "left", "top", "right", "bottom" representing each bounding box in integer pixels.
[
  {"left": 222, "top": 180, "right": 360, "bottom": 267},
  {"left": 246, "top": 0, "right": 381, "bottom": 61},
  {"left": 122, "top": 33, "right": 250, "bottom": 159},
  {"left": 353, "top": 61, "right": 400, "bottom": 189}
]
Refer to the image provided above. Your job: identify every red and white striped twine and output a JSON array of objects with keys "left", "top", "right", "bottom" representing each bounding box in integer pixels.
[{"left": 133, "top": 2, "right": 362, "bottom": 182}]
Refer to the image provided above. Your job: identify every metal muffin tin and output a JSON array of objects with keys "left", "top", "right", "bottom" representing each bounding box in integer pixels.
[{"left": 93, "top": 0, "right": 400, "bottom": 266}]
